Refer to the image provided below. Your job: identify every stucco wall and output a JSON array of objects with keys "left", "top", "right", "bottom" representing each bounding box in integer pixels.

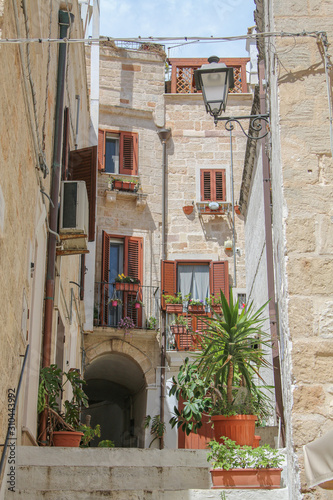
[{"left": 0, "top": 0, "right": 92, "bottom": 454}]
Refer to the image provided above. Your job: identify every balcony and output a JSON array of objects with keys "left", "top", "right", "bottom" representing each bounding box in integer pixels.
[
  {"left": 166, "top": 310, "right": 216, "bottom": 351},
  {"left": 167, "top": 57, "right": 249, "bottom": 94},
  {"left": 94, "top": 282, "right": 159, "bottom": 330}
]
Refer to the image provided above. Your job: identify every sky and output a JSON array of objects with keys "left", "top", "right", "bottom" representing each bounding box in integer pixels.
[{"left": 99, "top": 0, "right": 256, "bottom": 59}]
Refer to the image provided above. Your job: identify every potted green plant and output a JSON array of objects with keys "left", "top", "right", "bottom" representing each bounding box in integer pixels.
[
  {"left": 169, "top": 289, "right": 273, "bottom": 446},
  {"left": 188, "top": 298, "right": 206, "bottom": 314},
  {"left": 146, "top": 316, "right": 157, "bottom": 330},
  {"left": 163, "top": 292, "right": 184, "bottom": 314},
  {"left": 207, "top": 437, "right": 283, "bottom": 489},
  {"left": 38, "top": 365, "right": 100, "bottom": 447},
  {"left": 111, "top": 176, "right": 139, "bottom": 192},
  {"left": 144, "top": 414, "right": 166, "bottom": 448},
  {"left": 205, "top": 295, "right": 222, "bottom": 313}
]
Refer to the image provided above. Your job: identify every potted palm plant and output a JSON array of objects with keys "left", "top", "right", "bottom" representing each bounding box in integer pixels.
[
  {"left": 38, "top": 365, "right": 100, "bottom": 447},
  {"left": 208, "top": 437, "right": 283, "bottom": 489},
  {"left": 169, "top": 289, "right": 273, "bottom": 446}
]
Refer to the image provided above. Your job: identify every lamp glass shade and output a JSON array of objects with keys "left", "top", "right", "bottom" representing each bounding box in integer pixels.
[{"left": 194, "top": 60, "right": 234, "bottom": 118}]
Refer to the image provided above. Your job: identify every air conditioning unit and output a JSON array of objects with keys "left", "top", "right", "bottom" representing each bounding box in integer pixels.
[{"left": 59, "top": 181, "right": 89, "bottom": 251}]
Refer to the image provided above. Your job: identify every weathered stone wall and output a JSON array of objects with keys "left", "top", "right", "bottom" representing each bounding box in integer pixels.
[
  {"left": 165, "top": 93, "right": 251, "bottom": 289},
  {"left": 259, "top": 0, "right": 333, "bottom": 497},
  {"left": 0, "top": 0, "right": 91, "bottom": 457}
]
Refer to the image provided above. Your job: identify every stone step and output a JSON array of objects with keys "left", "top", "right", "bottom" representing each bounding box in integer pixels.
[
  {"left": 4, "top": 447, "right": 289, "bottom": 500},
  {"left": 7, "top": 488, "right": 289, "bottom": 500}
]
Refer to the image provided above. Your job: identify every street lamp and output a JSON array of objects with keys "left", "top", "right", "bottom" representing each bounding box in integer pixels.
[
  {"left": 194, "top": 56, "right": 269, "bottom": 138},
  {"left": 194, "top": 56, "right": 234, "bottom": 119}
]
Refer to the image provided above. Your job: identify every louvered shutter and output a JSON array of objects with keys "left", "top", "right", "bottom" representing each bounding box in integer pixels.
[
  {"left": 210, "top": 261, "right": 229, "bottom": 302},
  {"left": 101, "top": 231, "right": 111, "bottom": 282},
  {"left": 101, "top": 231, "right": 111, "bottom": 326},
  {"left": 62, "top": 107, "right": 70, "bottom": 180},
  {"left": 125, "top": 237, "right": 143, "bottom": 327},
  {"left": 200, "top": 169, "right": 226, "bottom": 201},
  {"left": 161, "top": 260, "right": 177, "bottom": 310},
  {"left": 215, "top": 170, "right": 226, "bottom": 201},
  {"left": 69, "top": 146, "right": 97, "bottom": 241},
  {"left": 98, "top": 129, "right": 105, "bottom": 171},
  {"left": 201, "top": 170, "right": 212, "bottom": 201},
  {"left": 119, "top": 132, "right": 138, "bottom": 175}
]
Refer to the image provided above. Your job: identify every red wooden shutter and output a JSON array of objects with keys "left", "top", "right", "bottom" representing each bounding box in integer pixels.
[
  {"left": 161, "top": 260, "right": 177, "bottom": 310},
  {"left": 124, "top": 237, "right": 143, "bottom": 327},
  {"left": 201, "top": 170, "right": 211, "bottom": 201},
  {"left": 215, "top": 170, "right": 226, "bottom": 201},
  {"left": 119, "top": 132, "right": 138, "bottom": 175},
  {"left": 101, "top": 231, "right": 111, "bottom": 282},
  {"left": 200, "top": 169, "right": 226, "bottom": 201},
  {"left": 98, "top": 129, "right": 105, "bottom": 171},
  {"left": 210, "top": 261, "right": 229, "bottom": 302},
  {"left": 101, "top": 231, "right": 111, "bottom": 326},
  {"left": 69, "top": 146, "right": 97, "bottom": 241},
  {"left": 62, "top": 107, "right": 70, "bottom": 180}
]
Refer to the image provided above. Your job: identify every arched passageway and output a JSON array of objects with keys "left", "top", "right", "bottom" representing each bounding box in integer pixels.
[{"left": 83, "top": 353, "right": 147, "bottom": 447}]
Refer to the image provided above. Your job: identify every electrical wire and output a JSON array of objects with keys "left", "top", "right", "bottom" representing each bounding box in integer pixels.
[{"left": 0, "top": 30, "right": 325, "bottom": 45}]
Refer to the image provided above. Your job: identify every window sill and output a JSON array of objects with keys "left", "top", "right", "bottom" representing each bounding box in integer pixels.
[
  {"left": 196, "top": 201, "right": 231, "bottom": 216},
  {"left": 104, "top": 189, "right": 148, "bottom": 210}
]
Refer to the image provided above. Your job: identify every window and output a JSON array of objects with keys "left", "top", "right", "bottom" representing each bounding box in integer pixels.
[
  {"left": 200, "top": 169, "right": 226, "bottom": 202},
  {"left": 101, "top": 232, "right": 143, "bottom": 327},
  {"left": 98, "top": 129, "right": 138, "bottom": 175},
  {"left": 161, "top": 260, "right": 229, "bottom": 310}
]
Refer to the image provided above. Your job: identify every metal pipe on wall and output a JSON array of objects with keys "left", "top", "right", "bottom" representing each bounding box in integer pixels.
[
  {"left": 39, "top": 10, "right": 73, "bottom": 445},
  {"left": 157, "top": 128, "right": 171, "bottom": 449}
]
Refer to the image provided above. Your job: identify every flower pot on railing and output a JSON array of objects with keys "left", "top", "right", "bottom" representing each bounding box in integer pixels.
[
  {"left": 115, "top": 282, "right": 140, "bottom": 292},
  {"left": 166, "top": 304, "right": 183, "bottom": 314},
  {"left": 113, "top": 180, "right": 137, "bottom": 192},
  {"left": 188, "top": 304, "right": 205, "bottom": 314}
]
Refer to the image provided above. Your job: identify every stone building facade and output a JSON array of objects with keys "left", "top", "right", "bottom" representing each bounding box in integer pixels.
[
  {"left": 86, "top": 45, "right": 252, "bottom": 449},
  {"left": 240, "top": 1, "right": 333, "bottom": 498},
  {"left": 0, "top": 0, "right": 94, "bottom": 485}
]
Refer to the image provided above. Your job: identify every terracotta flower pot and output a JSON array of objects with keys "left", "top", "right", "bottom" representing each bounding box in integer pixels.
[
  {"left": 53, "top": 431, "right": 84, "bottom": 447},
  {"left": 253, "top": 435, "right": 261, "bottom": 448},
  {"left": 188, "top": 304, "right": 205, "bottom": 314},
  {"left": 115, "top": 282, "right": 139, "bottom": 292},
  {"left": 183, "top": 205, "right": 194, "bottom": 215},
  {"left": 211, "top": 414, "right": 257, "bottom": 446},
  {"left": 210, "top": 467, "right": 282, "bottom": 489},
  {"left": 166, "top": 304, "right": 183, "bottom": 314}
]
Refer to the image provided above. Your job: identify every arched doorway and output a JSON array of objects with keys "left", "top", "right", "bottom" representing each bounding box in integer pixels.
[{"left": 83, "top": 353, "right": 147, "bottom": 447}]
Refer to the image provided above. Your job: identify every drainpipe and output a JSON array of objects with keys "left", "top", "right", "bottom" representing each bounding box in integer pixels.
[
  {"left": 157, "top": 128, "right": 171, "bottom": 449},
  {"left": 39, "top": 10, "right": 73, "bottom": 444},
  {"left": 259, "top": 60, "right": 285, "bottom": 446}
]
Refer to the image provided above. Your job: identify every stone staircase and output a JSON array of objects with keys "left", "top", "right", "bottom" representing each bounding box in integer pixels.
[{"left": 4, "top": 447, "right": 288, "bottom": 499}]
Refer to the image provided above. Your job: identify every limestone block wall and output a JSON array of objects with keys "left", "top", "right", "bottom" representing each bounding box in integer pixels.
[
  {"left": 260, "top": 0, "right": 333, "bottom": 497},
  {"left": 0, "top": 0, "right": 92, "bottom": 453},
  {"left": 165, "top": 93, "right": 252, "bottom": 289},
  {"left": 94, "top": 45, "right": 166, "bottom": 311}
]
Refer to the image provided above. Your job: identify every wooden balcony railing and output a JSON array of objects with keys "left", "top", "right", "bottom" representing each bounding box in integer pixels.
[{"left": 168, "top": 57, "right": 249, "bottom": 95}]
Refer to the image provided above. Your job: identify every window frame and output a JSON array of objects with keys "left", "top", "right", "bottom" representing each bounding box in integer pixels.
[
  {"left": 98, "top": 129, "right": 138, "bottom": 176},
  {"left": 161, "top": 259, "right": 229, "bottom": 310}
]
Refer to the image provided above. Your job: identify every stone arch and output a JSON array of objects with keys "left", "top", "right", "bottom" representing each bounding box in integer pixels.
[{"left": 83, "top": 338, "right": 154, "bottom": 448}]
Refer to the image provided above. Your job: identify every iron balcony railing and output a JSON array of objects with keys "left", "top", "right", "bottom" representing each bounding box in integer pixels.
[{"left": 94, "top": 282, "right": 160, "bottom": 330}]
